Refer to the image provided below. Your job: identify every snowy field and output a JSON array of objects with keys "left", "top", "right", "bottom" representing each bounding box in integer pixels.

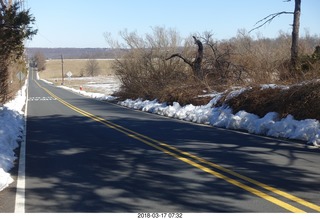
[
  {"left": 0, "top": 76, "right": 319, "bottom": 192},
  {"left": 57, "top": 75, "right": 120, "bottom": 96}
]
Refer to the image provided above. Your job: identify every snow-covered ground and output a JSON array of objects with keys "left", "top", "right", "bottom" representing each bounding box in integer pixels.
[
  {"left": 1, "top": 76, "right": 319, "bottom": 192},
  {"left": 58, "top": 75, "right": 121, "bottom": 96},
  {"left": 59, "top": 85, "right": 118, "bottom": 102},
  {"left": 0, "top": 82, "right": 26, "bottom": 191}
]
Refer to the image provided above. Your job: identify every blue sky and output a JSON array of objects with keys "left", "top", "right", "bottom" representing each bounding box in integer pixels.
[{"left": 26, "top": 0, "right": 320, "bottom": 48}]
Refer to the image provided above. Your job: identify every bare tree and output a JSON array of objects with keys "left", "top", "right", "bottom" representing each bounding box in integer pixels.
[
  {"left": 166, "top": 36, "right": 204, "bottom": 80},
  {"left": 32, "top": 51, "right": 46, "bottom": 71},
  {"left": 85, "top": 59, "right": 100, "bottom": 76},
  {"left": 250, "top": 0, "right": 301, "bottom": 77}
]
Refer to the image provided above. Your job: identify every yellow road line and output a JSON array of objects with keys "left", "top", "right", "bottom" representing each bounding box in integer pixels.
[{"left": 34, "top": 80, "right": 320, "bottom": 213}]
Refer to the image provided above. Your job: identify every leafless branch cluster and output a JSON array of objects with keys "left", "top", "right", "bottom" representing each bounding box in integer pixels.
[
  {"left": 106, "top": 26, "right": 320, "bottom": 103},
  {"left": 84, "top": 59, "right": 100, "bottom": 77},
  {"left": 108, "top": 27, "right": 195, "bottom": 102},
  {"left": 249, "top": 11, "right": 294, "bottom": 33}
]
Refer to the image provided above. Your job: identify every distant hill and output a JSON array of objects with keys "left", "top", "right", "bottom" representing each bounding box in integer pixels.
[{"left": 26, "top": 48, "right": 124, "bottom": 59}]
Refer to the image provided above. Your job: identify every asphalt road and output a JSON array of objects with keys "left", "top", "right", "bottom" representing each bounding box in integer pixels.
[{"left": 3, "top": 69, "right": 320, "bottom": 213}]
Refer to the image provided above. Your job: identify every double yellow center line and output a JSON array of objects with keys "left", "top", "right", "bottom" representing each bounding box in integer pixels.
[{"left": 35, "top": 81, "right": 320, "bottom": 213}]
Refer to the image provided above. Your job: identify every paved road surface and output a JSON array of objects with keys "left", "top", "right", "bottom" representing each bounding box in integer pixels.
[{"left": 2, "top": 68, "right": 320, "bottom": 213}]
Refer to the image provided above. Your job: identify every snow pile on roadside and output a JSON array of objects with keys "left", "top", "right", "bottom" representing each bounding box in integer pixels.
[
  {"left": 211, "top": 109, "right": 320, "bottom": 146},
  {"left": 56, "top": 81, "right": 320, "bottom": 146},
  {"left": 58, "top": 85, "right": 118, "bottom": 101},
  {"left": 119, "top": 92, "right": 320, "bottom": 147},
  {"left": 0, "top": 82, "right": 26, "bottom": 191}
]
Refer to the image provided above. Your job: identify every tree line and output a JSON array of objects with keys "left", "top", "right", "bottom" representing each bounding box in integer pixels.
[{"left": 0, "top": 1, "right": 36, "bottom": 104}]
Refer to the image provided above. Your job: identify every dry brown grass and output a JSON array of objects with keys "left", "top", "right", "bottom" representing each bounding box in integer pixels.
[
  {"left": 38, "top": 59, "right": 119, "bottom": 94},
  {"left": 225, "top": 81, "right": 320, "bottom": 120},
  {"left": 40, "top": 59, "right": 115, "bottom": 79}
]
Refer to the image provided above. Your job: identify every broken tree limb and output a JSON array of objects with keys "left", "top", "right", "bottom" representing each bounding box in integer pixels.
[
  {"left": 165, "top": 53, "right": 193, "bottom": 67},
  {"left": 166, "top": 36, "right": 204, "bottom": 79},
  {"left": 192, "top": 36, "right": 204, "bottom": 79}
]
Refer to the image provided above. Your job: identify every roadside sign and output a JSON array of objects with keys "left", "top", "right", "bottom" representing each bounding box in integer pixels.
[
  {"left": 16, "top": 72, "right": 25, "bottom": 81},
  {"left": 66, "top": 71, "right": 72, "bottom": 78},
  {"left": 16, "top": 72, "right": 25, "bottom": 96}
]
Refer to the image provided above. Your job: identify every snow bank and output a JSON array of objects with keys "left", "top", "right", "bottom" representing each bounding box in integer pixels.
[
  {"left": 0, "top": 82, "right": 26, "bottom": 191},
  {"left": 119, "top": 94, "right": 320, "bottom": 147},
  {"left": 58, "top": 85, "right": 118, "bottom": 102},
  {"left": 55, "top": 81, "right": 320, "bottom": 147}
]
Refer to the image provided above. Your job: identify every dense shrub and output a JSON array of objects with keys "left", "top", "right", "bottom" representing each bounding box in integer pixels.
[
  {"left": 107, "top": 27, "right": 320, "bottom": 104},
  {"left": 110, "top": 27, "right": 200, "bottom": 101},
  {"left": 85, "top": 59, "right": 100, "bottom": 76}
]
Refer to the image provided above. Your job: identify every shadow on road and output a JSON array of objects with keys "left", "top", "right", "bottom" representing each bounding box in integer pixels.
[{"left": 25, "top": 104, "right": 320, "bottom": 212}]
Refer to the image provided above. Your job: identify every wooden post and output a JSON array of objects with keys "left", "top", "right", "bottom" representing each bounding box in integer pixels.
[
  {"left": 290, "top": 0, "right": 301, "bottom": 76},
  {"left": 61, "top": 54, "right": 64, "bottom": 85}
]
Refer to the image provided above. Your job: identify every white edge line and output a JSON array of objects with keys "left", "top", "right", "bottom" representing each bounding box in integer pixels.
[{"left": 14, "top": 77, "right": 28, "bottom": 213}]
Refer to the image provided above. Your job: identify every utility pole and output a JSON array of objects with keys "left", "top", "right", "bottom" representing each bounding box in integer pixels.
[{"left": 61, "top": 54, "right": 64, "bottom": 85}]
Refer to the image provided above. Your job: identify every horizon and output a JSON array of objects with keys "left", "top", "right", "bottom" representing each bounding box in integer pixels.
[{"left": 26, "top": 32, "right": 320, "bottom": 49}]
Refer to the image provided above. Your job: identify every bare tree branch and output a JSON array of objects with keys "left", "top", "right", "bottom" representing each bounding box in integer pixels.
[
  {"left": 249, "top": 11, "right": 293, "bottom": 33},
  {"left": 166, "top": 53, "right": 193, "bottom": 67}
]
